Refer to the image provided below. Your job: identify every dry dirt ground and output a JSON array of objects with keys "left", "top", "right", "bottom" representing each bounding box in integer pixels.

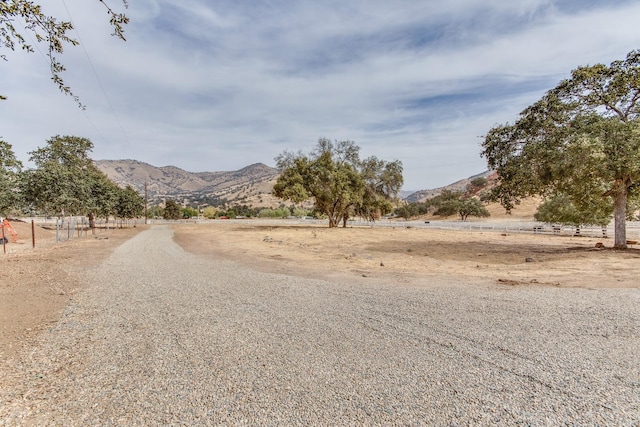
[
  {"left": 173, "top": 222, "right": 640, "bottom": 290},
  {"left": 0, "top": 221, "right": 143, "bottom": 357},
  {"left": 2, "top": 218, "right": 639, "bottom": 361}
]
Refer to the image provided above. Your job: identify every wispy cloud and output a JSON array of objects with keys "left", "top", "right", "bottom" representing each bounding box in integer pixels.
[{"left": 1, "top": 0, "right": 639, "bottom": 189}]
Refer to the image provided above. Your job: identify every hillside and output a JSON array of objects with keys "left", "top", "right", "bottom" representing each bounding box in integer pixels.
[
  {"left": 95, "top": 160, "right": 540, "bottom": 217},
  {"left": 405, "top": 170, "right": 541, "bottom": 220},
  {"left": 95, "top": 160, "right": 281, "bottom": 207},
  {"left": 405, "top": 170, "right": 497, "bottom": 203}
]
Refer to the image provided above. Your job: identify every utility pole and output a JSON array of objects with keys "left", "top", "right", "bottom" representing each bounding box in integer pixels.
[{"left": 144, "top": 180, "right": 148, "bottom": 225}]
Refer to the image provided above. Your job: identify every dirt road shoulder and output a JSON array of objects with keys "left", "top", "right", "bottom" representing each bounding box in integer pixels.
[{"left": 0, "top": 226, "right": 144, "bottom": 358}]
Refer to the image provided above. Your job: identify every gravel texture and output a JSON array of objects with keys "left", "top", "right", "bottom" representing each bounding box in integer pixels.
[{"left": 1, "top": 225, "right": 639, "bottom": 425}]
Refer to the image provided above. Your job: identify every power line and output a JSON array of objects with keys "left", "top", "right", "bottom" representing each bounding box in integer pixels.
[
  {"left": 61, "top": 0, "right": 137, "bottom": 160},
  {"left": 15, "top": 4, "right": 125, "bottom": 160}
]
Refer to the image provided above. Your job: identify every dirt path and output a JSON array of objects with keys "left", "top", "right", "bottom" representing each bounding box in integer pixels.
[
  {"left": 1, "top": 225, "right": 638, "bottom": 424},
  {"left": 4, "top": 220, "right": 638, "bottom": 359}
]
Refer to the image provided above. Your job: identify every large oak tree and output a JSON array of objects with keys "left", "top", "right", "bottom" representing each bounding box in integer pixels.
[
  {"left": 274, "top": 138, "right": 403, "bottom": 228},
  {"left": 482, "top": 51, "right": 640, "bottom": 248}
]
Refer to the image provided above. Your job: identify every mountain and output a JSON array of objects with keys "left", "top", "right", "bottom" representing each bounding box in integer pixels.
[
  {"left": 95, "top": 160, "right": 281, "bottom": 207},
  {"left": 96, "top": 160, "right": 503, "bottom": 210}
]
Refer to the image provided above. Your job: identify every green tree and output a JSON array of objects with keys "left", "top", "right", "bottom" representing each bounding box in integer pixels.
[
  {"left": 274, "top": 138, "right": 403, "bottom": 227},
  {"left": 466, "top": 177, "right": 489, "bottom": 196},
  {"left": 163, "top": 200, "right": 182, "bottom": 220},
  {"left": 427, "top": 190, "right": 463, "bottom": 215},
  {"left": 534, "top": 193, "right": 615, "bottom": 228},
  {"left": 147, "top": 204, "right": 164, "bottom": 219},
  {"left": 22, "top": 135, "right": 95, "bottom": 216},
  {"left": 202, "top": 206, "right": 218, "bottom": 219},
  {"left": 355, "top": 156, "right": 404, "bottom": 223},
  {"left": 482, "top": 51, "right": 640, "bottom": 248},
  {"left": 0, "top": 139, "right": 22, "bottom": 215},
  {"left": 181, "top": 206, "right": 198, "bottom": 219},
  {"left": 116, "top": 185, "right": 144, "bottom": 220},
  {"left": 453, "top": 198, "right": 491, "bottom": 221},
  {"left": 292, "top": 208, "right": 310, "bottom": 217},
  {"left": 1, "top": 0, "right": 128, "bottom": 104},
  {"left": 429, "top": 189, "right": 490, "bottom": 221},
  {"left": 87, "top": 165, "right": 120, "bottom": 227},
  {"left": 396, "top": 203, "right": 419, "bottom": 220}
]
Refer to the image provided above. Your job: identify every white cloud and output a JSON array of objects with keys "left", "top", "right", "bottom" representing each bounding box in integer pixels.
[{"left": 2, "top": 0, "right": 640, "bottom": 190}]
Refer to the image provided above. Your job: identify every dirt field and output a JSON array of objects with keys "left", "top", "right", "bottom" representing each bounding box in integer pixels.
[
  {"left": 2, "top": 218, "right": 639, "bottom": 360},
  {"left": 173, "top": 222, "right": 640, "bottom": 289}
]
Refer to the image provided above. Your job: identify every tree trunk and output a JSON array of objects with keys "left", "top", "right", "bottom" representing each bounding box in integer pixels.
[
  {"left": 613, "top": 179, "right": 628, "bottom": 249},
  {"left": 342, "top": 214, "right": 348, "bottom": 228}
]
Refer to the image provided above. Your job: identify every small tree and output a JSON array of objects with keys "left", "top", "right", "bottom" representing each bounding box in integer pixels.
[
  {"left": 428, "top": 190, "right": 464, "bottom": 216},
  {"left": 163, "top": 200, "right": 182, "bottom": 220},
  {"left": 396, "top": 203, "right": 419, "bottom": 220},
  {"left": 116, "top": 185, "right": 144, "bottom": 223},
  {"left": 454, "top": 198, "right": 491, "bottom": 221},
  {"left": 202, "top": 206, "right": 218, "bottom": 219},
  {"left": 87, "top": 166, "right": 120, "bottom": 227},
  {"left": 181, "top": 207, "right": 198, "bottom": 219},
  {"left": 431, "top": 190, "right": 490, "bottom": 221}
]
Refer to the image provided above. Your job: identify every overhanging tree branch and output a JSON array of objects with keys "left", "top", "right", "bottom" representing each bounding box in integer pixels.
[{"left": 1, "top": 0, "right": 128, "bottom": 106}]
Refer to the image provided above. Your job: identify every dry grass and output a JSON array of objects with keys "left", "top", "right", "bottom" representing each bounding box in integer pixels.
[{"left": 173, "top": 222, "right": 640, "bottom": 289}]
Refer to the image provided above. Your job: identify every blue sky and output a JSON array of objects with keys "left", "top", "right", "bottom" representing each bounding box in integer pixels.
[{"left": 2, "top": 0, "right": 640, "bottom": 190}]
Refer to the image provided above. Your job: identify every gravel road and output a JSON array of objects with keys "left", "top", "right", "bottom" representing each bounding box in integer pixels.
[{"left": 1, "top": 225, "right": 638, "bottom": 425}]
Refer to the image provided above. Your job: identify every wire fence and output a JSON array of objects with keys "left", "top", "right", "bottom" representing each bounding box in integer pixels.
[
  {"left": 22, "top": 216, "right": 640, "bottom": 244},
  {"left": 35, "top": 217, "right": 141, "bottom": 243}
]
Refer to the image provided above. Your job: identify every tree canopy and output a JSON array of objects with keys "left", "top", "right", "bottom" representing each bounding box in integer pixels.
[
  {"left": 533, "top": 193, "right": 612, "bottom": 228},
  {"left": 427, "top": 181, "right": 491, "bottom": 221},
  {"left": 20, "top": 135, "right": 143, "bottom": 224},
  {"left": 482, "top": 51, "right": 640, "bottom": 248},
  {"left": 116, "top": 185, "right": 144, "bottom": 220},
  {"left": 1, "top": 0, "right": 128, "bottom": 105},
  {"left": 433, "top": 194, "right": 490, "bottom": 222},
  {"left": 163, "top": 200, "right": 182, "bottom": 220},
  {"left": 273, "top": 138, "right": 403, "bottom": 227},
  {"left": 0, "top": 139, "right": 22, "bottom": 215},
  {"left": 23, "top": 135, "right": 96, "bottom": 216}
]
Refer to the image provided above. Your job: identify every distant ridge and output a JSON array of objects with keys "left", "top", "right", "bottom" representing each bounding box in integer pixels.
[
  {"left": 404, "top": 170, "right": 496, "bottom": 203},
  {"left": 94, "top": 160, "right": 281, "bottom": 206},
  {"left": 96, "top": 159, "right": 499, "bottom": 208}
]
